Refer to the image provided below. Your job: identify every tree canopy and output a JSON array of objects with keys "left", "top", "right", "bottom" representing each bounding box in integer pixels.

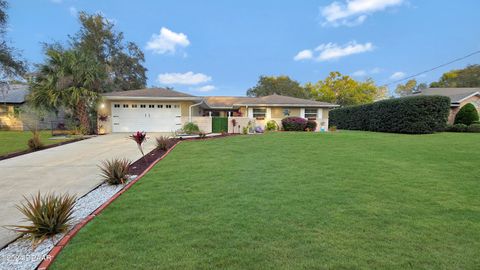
[
  {"left": 0, "top": 0, "right": 26, "bottom": 79},
  {"left": 246, "top": 76, "right": 309, "bottom": 98},
  {"left": 430, "top": 64, "right": 480, "bottom": 88},
  {"left": 395, "top": 79, "right": 427, "bottom": 97}
]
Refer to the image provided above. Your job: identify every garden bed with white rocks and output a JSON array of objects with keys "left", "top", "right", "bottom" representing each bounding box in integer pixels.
[{"left": 0, "top": 175, "right": 136, "bottom": 270}]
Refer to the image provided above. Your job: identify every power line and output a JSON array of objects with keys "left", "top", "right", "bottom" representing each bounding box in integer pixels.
[{"left": 384, "top": 49, "right": 480, "bottom": 87}]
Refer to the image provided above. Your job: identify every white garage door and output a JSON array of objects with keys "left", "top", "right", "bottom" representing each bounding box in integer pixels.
[{"left": 111, "top": 102, "right": 182, "bottom": 132}]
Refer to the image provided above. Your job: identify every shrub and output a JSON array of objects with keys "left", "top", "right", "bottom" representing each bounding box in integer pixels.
[
  {"left": 9, "top": 192, "right": 76, "bottom": 248},
  {"left": 329, "top": 125, "right": 337, "bottom": 132},
  {"left": 99, "top": 158, "right": 131, "bottom": 185},
  {"left": 305, "top": 120, "right": 317, "bottom": 131},
  {"left": 27, "top": 131, "right": 44, "bottom": 151},
  {"left": 265, "top": 120, "right": 278, "bottom": 131},
  {"left": 182, "top": 122, "right": 200, "bottom": 134},
  {"left": 448, "top": 123, "right": 468, "bottom": 132},
  {"left": 467, "top": 123, "right": 480, "bottom": 133},
  {"left": 330, "top": 96, "right": 451, "bottom": 134},
  {"left": 255, "top": 126, "right": 264, "bottom": 133},
  {"left": 242, "top": 126, "right": 248, "bottom": 135},
  {"left": 156, "top": 136, "right": 172, "bottom": 151},
  {"left": 282, "top": 117, "right": 308, "bottom": 131},
  {"left": 454, "top": 103, "right": 479, "bottom": 125}
]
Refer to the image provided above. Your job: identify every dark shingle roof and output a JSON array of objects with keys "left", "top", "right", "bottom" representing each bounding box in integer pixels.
[
  {"left": 0, "top": 84, "right": 29, "bottom": 104},
  {"left": 414, "top": 88, "right": 480, "bottom": 103},
  {"left": 103, "top": 88, "right": 196, "bottom": 98},
  {"left": 204, "top": 94, "right": 337, "bottom": 108}
]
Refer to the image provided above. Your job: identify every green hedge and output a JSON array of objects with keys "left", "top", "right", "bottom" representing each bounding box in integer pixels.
[{"left": 330, "top": 95, "right": 451, "bottom": 134}]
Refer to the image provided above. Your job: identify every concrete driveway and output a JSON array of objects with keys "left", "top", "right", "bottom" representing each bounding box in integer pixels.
[{"left": 0, "top": 133, "right": 159, "bottom": 248}]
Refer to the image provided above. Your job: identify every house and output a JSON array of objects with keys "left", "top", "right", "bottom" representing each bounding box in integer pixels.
[
  {"left": 98, "top": 88, "right": 338, "bottom": 133},
  {"left": 413, "top": 88, "right": 480, "bottom": 124}
]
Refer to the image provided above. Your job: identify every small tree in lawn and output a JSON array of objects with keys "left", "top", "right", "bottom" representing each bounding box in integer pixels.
[
  {"left": 130, "top": 131, "right": 147, "bottom": 163},
  {"left": 455, "top": 103, "right": 479, "bottom": 125}
]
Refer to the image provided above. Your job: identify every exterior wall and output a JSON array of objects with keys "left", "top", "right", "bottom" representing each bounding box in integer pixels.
[
  {"left": 448, "top": 96, "right": 480, "bottom": 124},
  {"left": 97, "top": 99, "right": 112, "bottom": 134},
  {"left": 181, "top": 116, "right": 212, "bottom": 133},
  {"left": 0, "top": 104, "right": 61, "bottom": 131},
  {"left": 228, "top": 117, "right": 255, "bottom": 133}
]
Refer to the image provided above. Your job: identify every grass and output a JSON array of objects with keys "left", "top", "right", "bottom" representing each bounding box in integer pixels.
[
  {"left": 51, "top": 131, "right": 480, "bottom": 269},
  {"left": 0, "top": 130, "right": 71, "bottom": 156}
]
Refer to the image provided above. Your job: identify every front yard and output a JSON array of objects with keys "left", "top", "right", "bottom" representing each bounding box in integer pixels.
[
  {"left": 0, "top": 131, "right": 72, "bottom": 156},
  {"left": 51, "top": 131, "right": 480, "bottom": 269}
]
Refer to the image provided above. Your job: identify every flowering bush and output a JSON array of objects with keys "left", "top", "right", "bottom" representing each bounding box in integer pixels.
[
  {"left": 281, "top": 117, "right": 307, "bottom": 131},
  {"left": 255, "top": 126, "right": 264, "bottom": 133}
]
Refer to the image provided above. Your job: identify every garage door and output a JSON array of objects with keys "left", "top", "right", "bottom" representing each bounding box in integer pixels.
[{"left": 111, "top": 102, "right": 182, "bottom": 132}]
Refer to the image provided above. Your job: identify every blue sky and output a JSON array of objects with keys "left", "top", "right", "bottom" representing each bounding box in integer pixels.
[{"left": 8, "top": 0, "right": 480, "bottom": 96}]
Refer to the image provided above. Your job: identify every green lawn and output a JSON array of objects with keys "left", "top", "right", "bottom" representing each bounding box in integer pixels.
[
  {"left": 0, "top": 131, "right": 71, "bottom": 156},
  {"left": 52, "top": 132, "right": 480, "bottom": 269}
]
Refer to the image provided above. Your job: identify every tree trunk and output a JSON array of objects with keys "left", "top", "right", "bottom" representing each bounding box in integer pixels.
[{"left": 76, "top": 100, "right": 90, "bottom": 134}]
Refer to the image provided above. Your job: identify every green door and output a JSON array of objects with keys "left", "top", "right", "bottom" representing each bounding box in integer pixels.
[{"left": 212, "top": 117, "right": 228, "bottom": 133}]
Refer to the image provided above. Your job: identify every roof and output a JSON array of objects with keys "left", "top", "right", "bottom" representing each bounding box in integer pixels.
[
  {"left": 0, "top": 84, "right": 29, "bottom": 104},
  {"left": 103, "top": 88, "right": 198, "bottom": 100},
  {"left": 204, "top": 94, "right": 338, "bottom": 108},
  {"left": 414, "top": 88, "right": 480, "bottom": 104}
]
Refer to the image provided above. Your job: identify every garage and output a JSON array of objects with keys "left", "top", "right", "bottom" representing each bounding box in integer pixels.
[{"left": 111, "top": 102, "right": 182, "bottom": 132}]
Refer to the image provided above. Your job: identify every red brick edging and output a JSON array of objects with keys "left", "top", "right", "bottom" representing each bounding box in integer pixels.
[{"left": 36, "top": 140, "right": 183, "bottom": 270}]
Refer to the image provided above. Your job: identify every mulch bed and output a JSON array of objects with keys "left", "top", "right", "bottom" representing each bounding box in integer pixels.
[{"left": 0, "top": 137, "right": 88, "bottom": 161}]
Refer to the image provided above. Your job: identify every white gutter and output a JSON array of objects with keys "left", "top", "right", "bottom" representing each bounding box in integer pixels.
[{"left": 189, "top": 99, "right": 204, "bottom": 122}]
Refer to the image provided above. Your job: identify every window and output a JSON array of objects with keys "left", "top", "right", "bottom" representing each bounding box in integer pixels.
[
  {"left": 123, "top": 104, "right": 129, "bottom": 108},
  {"left": 114, "top": 104, "right": 120, "bottom": 108},
  {"left": 157, "top": 104, "right": 163, "bottom": 108},
  {"left": 140, "top": 104, "right": 146, "bottom": 108},
  {"left": 132, "top": 104, "right": 138, "bottom": 108},
  {"left": 253, "top": 108, "right": 266, "bottom": 119},
  {"left": 166, "top": 104, "right": 172, "bottom": 108},
  {"left": 304, "top": 108, "right": 317, "bottom": 119},
  {"left": 283, "top": 109, "right": 290, "bottom": 116},
  {"left": 149, "top": 104, "right": 155, "bottom": 108}
]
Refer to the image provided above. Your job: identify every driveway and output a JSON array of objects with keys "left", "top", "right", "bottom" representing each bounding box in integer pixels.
[{"left": 0, "top": 133, "right": 159, "bottom": 248}]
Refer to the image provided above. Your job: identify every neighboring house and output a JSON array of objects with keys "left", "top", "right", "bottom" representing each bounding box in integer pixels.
[
  {"left": 0, "top": 84, "right": 61, "bottom": 131},
  {"left": 413, "top": 88, "right": 480, "bottom": 124},
  {"left": 98, "top": 88, "right": 338, "bottom": 133}
]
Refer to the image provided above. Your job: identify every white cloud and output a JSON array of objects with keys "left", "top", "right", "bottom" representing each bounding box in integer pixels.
[
  {"left": 194, "top": 85, "right": 216, "bottom": 92},
  {"left": 146, "top": 27, "right": 190, "bottom": 54},
  {"left": 69, "top": 6, "right": 77, "bottom": 17},
  {"left": 352, "top": 67, "right": 382, "bottom": 77},
  {"left": 390, "top": 71, "right": 406, "bottom": 80},
  {"left": 157, "top": 72, "right": 211, "bottom": 85},
  {"left": 293, "top": 49, "right": 313, "bottom": 61},
  {"left": 320, "top": 0, "right": 404, "bottom": 26}
]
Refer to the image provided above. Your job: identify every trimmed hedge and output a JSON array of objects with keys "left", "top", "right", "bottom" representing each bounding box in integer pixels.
[
  {"left": 282, "top": 117, "right": 307, "bottom": 131},
  {"left": 330, "top": 95, "right": 451, "bottom": 134},
  {"left": 454, "top": 103, "right": 479, "bottom": 125}
]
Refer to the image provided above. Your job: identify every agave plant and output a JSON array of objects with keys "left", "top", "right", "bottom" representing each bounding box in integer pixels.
[
  {"left": 7, "top": 192, "right": 76, "bottom": 249},
  {"left": 99, "top": 158, "right": 131, "bottom": 185},
  {"left": 130, "top": 131, "right": 147, "bottom": 162}
]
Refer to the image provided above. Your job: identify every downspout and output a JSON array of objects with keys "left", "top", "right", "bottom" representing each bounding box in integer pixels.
[{"left": 189, "top": 99, "right": 204, "bottom": 122}]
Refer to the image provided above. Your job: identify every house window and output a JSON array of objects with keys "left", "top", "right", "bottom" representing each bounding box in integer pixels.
[
  {"left": 304, "top": 108, "right": 317, "bottom": 119},
  {"left": 114, "top": 104, "right": 120, "bottom": 108},
  {"left": 149, "top": 104, "right": 155, "bottom": 108},
  {"left": 283, "top": 109, "right": 290, "bottom": 116},
  {"left": 253, "top": 108, "right": 266, "bottom": 119},
  {"left": 140, "top": 104, "right": 146, "bottom": 108},
  {"left": 123, "top": 104, "right": 129, "bottom": 108},
  {"left": 157, "top": 104, "right": 163, "bottom": 108},
  {"left": 166, "top": 105, "right": 172, "bottom": 108},
  {"left": 132, "top": 104, "right": 138, "bottom": 108}
]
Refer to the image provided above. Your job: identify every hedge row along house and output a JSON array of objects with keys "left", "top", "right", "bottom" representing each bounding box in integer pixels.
[
  {"left": 413, "top": 87, "right": 480, "bottom": 124},
  {"left": 98, "top": 88, "right": 338, "bottom": 134}
]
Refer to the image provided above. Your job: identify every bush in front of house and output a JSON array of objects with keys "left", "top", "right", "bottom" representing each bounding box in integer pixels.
[
  {"left": 265, "top": 120, "right": 278, "bottom": 131},
  {"left": 305, "top": 120, "right": 317, "bottom": 131},
  {"left": 446, "top": 123, "right": 468, "bottom": 132},
  {"left": 156, "top": 136, "right": 172, "bottom": 151},
  {"left": 467, "top": 123, "right": 480, "bottom": 132},
  {"left": 330, "top": 95, "right": 451, "bottom": 134},
  {"left": 454, "top": 103, "right": 479, "bottom": 125},
  {"left": 182, "top": 122, "right": 200, "bottom": 134},
  {"left": 282, "top": 117, "right": 308, "bottom": 131},
  {"left": 99, "top": 158, "right": 131, "bottom": 185}
]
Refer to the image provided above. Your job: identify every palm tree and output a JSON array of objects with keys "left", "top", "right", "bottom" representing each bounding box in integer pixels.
[{"left": 29, "top": 48, "right": 104, "bottom": 133}]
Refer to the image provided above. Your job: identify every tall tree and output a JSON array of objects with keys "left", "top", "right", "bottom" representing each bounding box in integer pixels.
[
  {"left": 395, "top": 79, "right": 427, "bottom": 97},
  {"left": 246, "top": 75, "right": 309, "bottom": 98},
  {"left": 307, "top": 72, "right": 381, "bottom": 106},
  {"left": 0, "top": 0, "right": 26, "bottom": 79},
  {"left": 29, "top": 48, "right": 105, "bottom": 133},
  {"left": 430, "top": 64, "right": 480, "bottom": 88},
  {"left": 71, "top": 12, "right": 147, "bottom": 91}
]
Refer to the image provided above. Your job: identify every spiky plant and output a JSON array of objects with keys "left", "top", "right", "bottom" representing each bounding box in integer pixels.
[
  {"left": 130, "top": 131, "right": 147, "bottom": 163},
  {"left": 155, "top": 136, "right": 171, "bottom": 151},
  {"left": 7, "top": 192, "right": 76, "bottom": 249},
  {"left": 99, "top": 158, "right": 131, "bottom": 185}
]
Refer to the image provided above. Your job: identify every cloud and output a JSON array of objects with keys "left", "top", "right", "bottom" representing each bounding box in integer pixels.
[
  {"left": 194, "top": 85, "right": 216, "bottom": 92},
  {"left": 390, "top": 71, "right": 406, "bottom": 80},
  {"left": 352, "top": 67, "right": 382, "bottom": 77},
  {"left": 293, "top": 49, "right": 313, "bottom": 61},
  {"left": 157, "top": 72, "right": 211, "bottom": 85},
  {"left": 320, "top": 0, "right": 404, "bottom": 26},
  {"left": 146, "top": 27, "right": 190, "bottom": 54},
  {"left": 69, "top": 6, "right": 77, "bottom": 17},
  {"left": 295, "top": 41, "right": 374, "bottom": 62}
]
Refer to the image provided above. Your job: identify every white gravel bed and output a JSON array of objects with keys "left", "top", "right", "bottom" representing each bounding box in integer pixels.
[{"left": 0, "top": 175, "right": 137, "bottom": 270}]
